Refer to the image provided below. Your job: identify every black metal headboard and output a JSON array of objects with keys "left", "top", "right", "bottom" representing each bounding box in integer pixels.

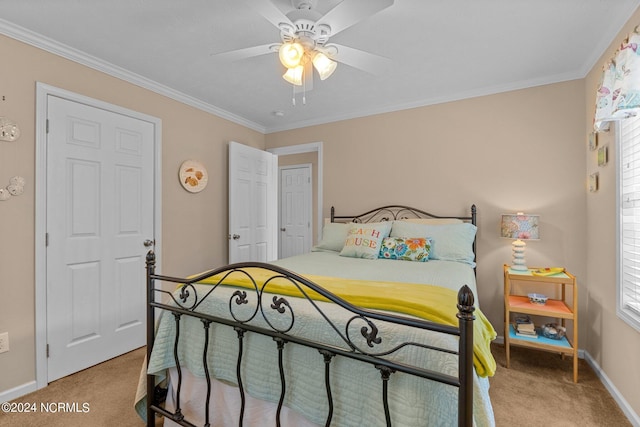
[
  {"left": 330, "top": 204, "right": 477, "bottom": 274},
  {"left": 331, "top": 204, "right": 477, "bottom": 226}
]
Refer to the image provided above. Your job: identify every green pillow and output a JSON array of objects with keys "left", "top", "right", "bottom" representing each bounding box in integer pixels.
[{"left": 312, "top": 222, "right": 350, "bottom": 252}]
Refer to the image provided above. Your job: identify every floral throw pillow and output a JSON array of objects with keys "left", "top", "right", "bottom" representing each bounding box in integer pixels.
[{"left": 379, "top": 237, "right": 431, "bottom": 262}]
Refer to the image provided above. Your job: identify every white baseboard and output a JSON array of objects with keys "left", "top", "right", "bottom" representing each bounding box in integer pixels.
[
  {"left": 0, "top": 381, "right": 38, "bottom": 403},
  {"left": 583, "top": 350, "right": 640, "bottom": 427}
]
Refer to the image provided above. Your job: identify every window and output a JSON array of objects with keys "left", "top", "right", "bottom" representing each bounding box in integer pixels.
[{"left": 618, "top": 115, "right": 640, "bottom": 332}]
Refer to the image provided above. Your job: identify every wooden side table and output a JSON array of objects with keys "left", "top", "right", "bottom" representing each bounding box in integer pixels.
[{"left": 503, "top": 264, "right": 578, "bottom": 382}]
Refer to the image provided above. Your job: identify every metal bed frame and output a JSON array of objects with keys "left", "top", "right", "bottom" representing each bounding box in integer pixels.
[{"left": 145, "top": 204, "right": 478, "bottom": 427}]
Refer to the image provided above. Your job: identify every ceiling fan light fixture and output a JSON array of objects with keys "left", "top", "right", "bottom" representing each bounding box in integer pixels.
[
  {"left": 312, "top": 52, "right": 337, "bottom": 80},
  {"left": 283, "top": 65, "right": 304, "bottom": 86},
  {"left": 279, "top": 42, "right": 305, "bottom": 68}
]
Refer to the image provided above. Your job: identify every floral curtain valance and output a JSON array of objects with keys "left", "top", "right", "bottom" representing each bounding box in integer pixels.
[{"left": 594, "top": 29, "right": 640, "bottom": 131}]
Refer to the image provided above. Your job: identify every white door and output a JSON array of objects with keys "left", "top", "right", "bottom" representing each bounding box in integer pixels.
[
  {"left": 279, "top": 165, "right": 312, "bottom": 259},
  {"left": 46, "top": 95, "right": 155, "bottom": 381},
  {"left": 228, "top": 141, "right": 278, "bottom": 263}
]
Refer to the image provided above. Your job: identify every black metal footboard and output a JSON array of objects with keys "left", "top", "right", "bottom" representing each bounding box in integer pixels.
[{"left": 145, "top": 250, "right": 476, "bottom": 427}]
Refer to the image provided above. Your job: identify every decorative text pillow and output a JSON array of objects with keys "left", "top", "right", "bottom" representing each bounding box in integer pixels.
[
  {"left": 339, "top": 221, "right": 392, "bottom": 259},
  {"left": 379, "top": 237, "right": 431, "bottom": 262}
]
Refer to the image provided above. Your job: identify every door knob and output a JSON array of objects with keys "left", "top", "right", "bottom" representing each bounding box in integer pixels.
[
  {"left": 280, "top": 228, "right": 286, "bottom": 232},
  {"left": 232, "top": 234, "right": 240, "bottom": 240},
  {"left": 143, "top": 239, "right": 155, "bottom": 247}
]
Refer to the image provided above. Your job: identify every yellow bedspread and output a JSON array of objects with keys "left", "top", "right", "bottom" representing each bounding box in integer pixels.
[{"left": 196, "top": 268, "right": 497, "bottom": 377}]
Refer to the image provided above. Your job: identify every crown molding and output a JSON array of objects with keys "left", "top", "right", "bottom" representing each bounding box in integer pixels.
[
  {"left": 0, "top": 19, "right": 266, "bottom": 134},
  {"left": 264, "top": 71, "right": 580, "bottom": 133}
]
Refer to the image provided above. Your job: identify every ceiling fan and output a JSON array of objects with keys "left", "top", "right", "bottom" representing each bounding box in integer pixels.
[{"left": 213, "top": 0, "right": 394, "bottom": 97}]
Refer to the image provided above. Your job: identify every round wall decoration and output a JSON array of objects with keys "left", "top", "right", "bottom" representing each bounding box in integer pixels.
[{"left": 179, "top": 160, "right": 208, "bottom": 193}]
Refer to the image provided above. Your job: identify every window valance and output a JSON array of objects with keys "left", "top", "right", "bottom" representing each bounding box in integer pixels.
[{"left": 594, "top": 28, "right": 640, "bottom": 131}]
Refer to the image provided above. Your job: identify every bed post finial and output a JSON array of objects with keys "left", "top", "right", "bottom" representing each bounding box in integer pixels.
[
  {"left": 146, "top": 250, "right": 155, "bottom": 266},
  {"left": 457, "top": 284, "right": 475, "bottom": 427},
  {"left": 456, "top": 285, "right": 475, "bottom": 316}
]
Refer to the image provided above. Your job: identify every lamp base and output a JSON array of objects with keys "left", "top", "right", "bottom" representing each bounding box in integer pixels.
[{"left": 511, "top": 239, "right": 529, "bottom": 271}]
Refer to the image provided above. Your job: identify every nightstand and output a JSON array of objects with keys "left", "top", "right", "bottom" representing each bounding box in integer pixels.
[{"left": 503, "top": 264, "right": 578, "bottom": 382}]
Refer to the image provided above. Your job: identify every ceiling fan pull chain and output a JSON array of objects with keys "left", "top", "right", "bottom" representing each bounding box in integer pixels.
[
  {"left": 303, "top": 68, "right": 306, "bottom": 105},
  {"left": 292, "top": 85, "right": 296, "bottom": 106}
]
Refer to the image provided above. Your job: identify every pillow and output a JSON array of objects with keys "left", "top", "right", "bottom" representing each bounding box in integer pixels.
[
  {"left": 403, "top": 218, "right": 463, "bottom": 225},
  {"left": 312, "top": 222, "right": 350, "bottom": 252},
  {"left": 339, "top": 221, "right": 392, "bottom": 259},
  {"left": 379, "top": 237, "right": 431, "bottom": 262},
  {"left": 390, "top": 221, "right": 477, "bottom": 266}
]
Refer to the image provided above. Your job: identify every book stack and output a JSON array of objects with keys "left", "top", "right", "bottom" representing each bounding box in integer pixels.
[{"left": 513, "top": 315, "right": 537, "bottom": 338}]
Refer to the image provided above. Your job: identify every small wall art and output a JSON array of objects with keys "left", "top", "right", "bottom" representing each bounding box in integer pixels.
[
  {"left": 0, "top": 175, "right": 26, "bottom": 201},
  {"left": 0, "top": 117, "right": 20, "bottom": 142},
  {"left": 589, "top": 172, "right": 599, "bottom": 192},
  {"left": 588, "top": 132, "right": 598, "bottom": 151},
  {"left": 179, "top": 160, "right": 208, "bottom": 193},
  {"left": 598, "top": 145, "right": 608, "bottom": 166}
]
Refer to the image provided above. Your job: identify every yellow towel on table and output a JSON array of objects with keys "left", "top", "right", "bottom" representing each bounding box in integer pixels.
[
  {"left": 531, "top": 267, "right": 565, "bottom": 276},
  {"left": 195, "top": 268, "right": 497, "bottom": 377}
]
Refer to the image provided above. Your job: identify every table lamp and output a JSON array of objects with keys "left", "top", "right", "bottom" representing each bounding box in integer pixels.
[{"left": 500, "top": 213, "right": 539, "bottom": 271}]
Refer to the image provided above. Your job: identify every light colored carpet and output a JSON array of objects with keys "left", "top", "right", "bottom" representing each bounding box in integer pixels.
[
  {"left": 0, "top": 344, "right": 631, "bottom": 426},
  {"left": 0, "top": 347, "right": 147, "bottom": 427},
  {"left": 489, "top": 343, "right": 630, "bottom": 427}
]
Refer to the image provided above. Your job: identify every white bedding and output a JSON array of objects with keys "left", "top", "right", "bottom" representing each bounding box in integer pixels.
[{"left": 136, "top": 251, "right": 496, "bottom": 426}]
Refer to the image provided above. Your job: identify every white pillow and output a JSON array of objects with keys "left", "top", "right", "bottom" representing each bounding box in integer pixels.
[
  {"left": 403, "top": 218, "right": 463, "bottom": 224},
  {"left": 339, "top": 221, "right": 392, "bottom": 259},
  {"left": 390, "top": 221, "right": 477, "bottom": 266},
  {"left": 312, "top": 222, "right": 350, "bottom": 252}
]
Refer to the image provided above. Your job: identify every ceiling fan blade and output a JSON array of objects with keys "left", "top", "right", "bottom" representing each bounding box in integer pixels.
[
  {"left": 241, "top": 0, "right": 293, "bottom": 30},
  {"left": 325, "top": 44, "right": 392, "bottom": 75},
  {"left": 211, "top": 43, "right": 279, "bottom": 62},
  {"left": 316, "top": 0, "right": 394, "bottom": 37}
]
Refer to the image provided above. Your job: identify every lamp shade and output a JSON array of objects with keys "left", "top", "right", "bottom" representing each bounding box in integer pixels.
[
  {"left": 500, "top": 213, "right": 539, "bottom": 240},
  {"left": 279, "top": 42, "right": 305, "bottom": 69},
  {"left": 282, "top": 65, "right": 304, "bottom": 86},
  {"left": 312, "top": 52, "right": 337, "bottom": 80}
]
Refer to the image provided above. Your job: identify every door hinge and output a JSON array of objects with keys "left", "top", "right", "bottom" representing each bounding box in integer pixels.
[
  {"left": 46, "top": 344, "right": 49, "bottom": 358},
  {"left": 308, "top": 177, "right": 310, "bottom": 183},
  {"left": 46, "top": 119, "right": 49, "bottom": 134},
  {"left": 45, "top": 233, "right": 49, "bottom": 247}
]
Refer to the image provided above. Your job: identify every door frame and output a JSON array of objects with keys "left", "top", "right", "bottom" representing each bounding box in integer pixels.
[
  {"left": 34, "top": 83, "right": 162, "bottom": 390},
  {"left": 278, "top": 163, "right": 313, "bottom": 259},
  {"left": 268, "top": 142, "right": 323, "bottom": 242}
]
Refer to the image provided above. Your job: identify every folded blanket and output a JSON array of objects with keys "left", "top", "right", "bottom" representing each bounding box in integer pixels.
[{"left": 196, "top": 268, "right": 497, "bottom": 377}]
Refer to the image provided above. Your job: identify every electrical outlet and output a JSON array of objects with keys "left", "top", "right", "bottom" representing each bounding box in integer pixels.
[{"left": 0, "top": 332, "right": 9, "bottom": 354}]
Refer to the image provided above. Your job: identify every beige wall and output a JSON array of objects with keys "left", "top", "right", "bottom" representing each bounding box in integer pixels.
[
  {"left": 266, "top": 80, "right": 588, "bottom": 345},
  {"left": 0, "top": 34, "right": 265, "bottom": 392},
  {"left": 584, "top": 8, "right": 640, "bottom": 417}
]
